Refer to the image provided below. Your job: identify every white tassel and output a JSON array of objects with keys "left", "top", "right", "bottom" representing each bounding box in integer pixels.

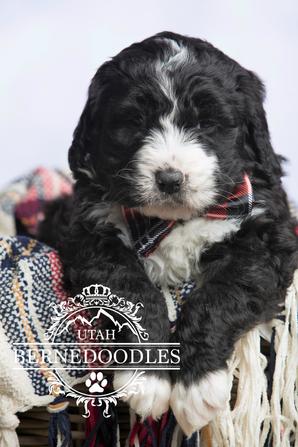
[
  {"left": 211, "top": 328, "right": 270, "bottom": 447},
  {"left": 0, "top": 413, "right": 20, "bottom": 447},
  {"left": 171, "top": 425, "right": 183, "bottom": 446},
  {"left": 271, "top": 271, "right": 298, "bottom": 447}
]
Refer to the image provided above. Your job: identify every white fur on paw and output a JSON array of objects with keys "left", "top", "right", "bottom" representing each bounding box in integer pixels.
[
  {"left": 113, "top": 371, "right": 171, "bottom": 420},
  {"left": 170, "top": 370, "right": 230, "bottom": 437}
]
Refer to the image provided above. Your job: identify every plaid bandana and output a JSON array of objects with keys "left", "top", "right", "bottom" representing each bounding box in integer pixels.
[
  {"left": 122, "top": 207, "right": 176, "bottom": 257},
  {"left": 122, "top": 173, "right": 254, "bottom": 257},
  {"left": 205, "top": 173, "right": 253, "bottom": 219}
]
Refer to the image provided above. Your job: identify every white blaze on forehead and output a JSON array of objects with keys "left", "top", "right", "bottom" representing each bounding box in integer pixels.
[
  {"left": 135, "top": 117, "right": 218, "bottom": 213},
  {"left": 155, "top": 38, "right": 193, "bottom": 116},
  {"left": 156, "top": 38, "right": 191, "bottom": 71}
]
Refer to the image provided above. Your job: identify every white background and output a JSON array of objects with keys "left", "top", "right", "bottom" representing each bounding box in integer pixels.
[{"left": 1, "top": 0, "right": 297, "bottom": 201}]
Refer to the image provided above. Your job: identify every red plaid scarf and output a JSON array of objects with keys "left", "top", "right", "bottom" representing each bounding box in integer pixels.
[
  {"left": 123, "top": 173, "right": 254, "bottom": 257},
  {"left": 205, "top": 173, "right": 253, "bottom": 219}
]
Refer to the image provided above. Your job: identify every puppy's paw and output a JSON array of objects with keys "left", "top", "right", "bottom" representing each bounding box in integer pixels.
[
  {"left": 113, "top": 371, "right": 171, "bottom": 420},
  {"left": 170, "top": 370, "right": 230, "bottom": 437}
]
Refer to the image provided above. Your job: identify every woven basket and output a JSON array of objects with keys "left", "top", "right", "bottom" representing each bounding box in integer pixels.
[{"left": 17, "top": 400, "right": 130, "bottom": 447}]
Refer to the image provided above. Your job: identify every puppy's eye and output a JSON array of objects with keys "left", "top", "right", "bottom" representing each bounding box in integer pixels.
[
  {"left": 112, "top": 111, "right": 143, "bottom": 130},
  {"left": 128, "top": 116, "right": 143, "bottom": 127},
  {"left": 107, "top": 154, "right": 119, "bottom": 165},
  {"left": 198, "top": 120, "right": 216, "bottom": 130}
]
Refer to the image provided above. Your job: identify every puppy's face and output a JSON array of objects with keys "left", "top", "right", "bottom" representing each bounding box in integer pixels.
[{"left": 70, "top": 33, "right": 278, "bottom": 220}]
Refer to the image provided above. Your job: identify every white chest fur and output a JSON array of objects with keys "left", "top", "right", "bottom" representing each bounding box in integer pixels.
[
  {"left": 143, "top": 218, "right": 241, "bottom": 286},
  {"left": 106, "top": 205, "right": 241, "bottom": 287}
]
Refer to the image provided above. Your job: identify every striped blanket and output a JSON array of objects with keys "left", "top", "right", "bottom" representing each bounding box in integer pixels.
[{"left": 0, "top": 168, "right": 81, "bottom": 446}]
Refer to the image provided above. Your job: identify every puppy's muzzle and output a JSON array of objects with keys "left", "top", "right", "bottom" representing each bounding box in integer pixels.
[{"left": 155, "top": 169, "right": 183, "bottom": 194}]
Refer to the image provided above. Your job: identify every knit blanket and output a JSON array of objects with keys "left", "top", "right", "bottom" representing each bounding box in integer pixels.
[
  {"left": 0, "top": 168, "right": 82, "bottom": 447},
  {"left": 0, "top": 168, "right": 297, "bottom": 447}
]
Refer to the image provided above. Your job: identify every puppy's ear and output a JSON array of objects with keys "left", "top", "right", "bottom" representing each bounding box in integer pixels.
[
  {"left": 68, "top": 68, "right": 106, "bottom": 183},
  {"left": 238, "top": 71, "right": 282, "bottom": 183},
  {"left": 68, "top": 99, "right": 94, "bottom": 181}
]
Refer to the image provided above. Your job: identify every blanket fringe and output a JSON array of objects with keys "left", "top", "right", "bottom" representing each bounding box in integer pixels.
[{"left": 209, "top": 270, "right": 298, "bottom": 447}]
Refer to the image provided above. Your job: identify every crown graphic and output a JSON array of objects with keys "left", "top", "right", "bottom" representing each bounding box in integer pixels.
[
  {"left": 71, "top": 284, "right": 115, "bottom": 308},
  {"left": 82, "top": 284, "right": 111, "bottom": 299}
]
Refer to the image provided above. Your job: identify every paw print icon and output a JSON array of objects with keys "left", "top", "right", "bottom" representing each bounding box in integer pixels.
[{"left": 85, "top": 371, "right": 108, "bottom": 393}]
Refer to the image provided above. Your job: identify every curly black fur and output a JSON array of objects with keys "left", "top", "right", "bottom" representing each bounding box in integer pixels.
[{"left": 39, "top": 32, "right": 297, "bottom": 387}]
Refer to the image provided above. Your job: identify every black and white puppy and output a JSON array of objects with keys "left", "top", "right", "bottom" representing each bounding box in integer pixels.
[{"left": 40, "top": 32, "right": 297, "bottom": 435}]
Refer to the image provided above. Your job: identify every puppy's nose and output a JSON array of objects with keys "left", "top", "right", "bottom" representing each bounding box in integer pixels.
[{"left": 155, "top": 169, "right": 183, "bottom": 194}]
